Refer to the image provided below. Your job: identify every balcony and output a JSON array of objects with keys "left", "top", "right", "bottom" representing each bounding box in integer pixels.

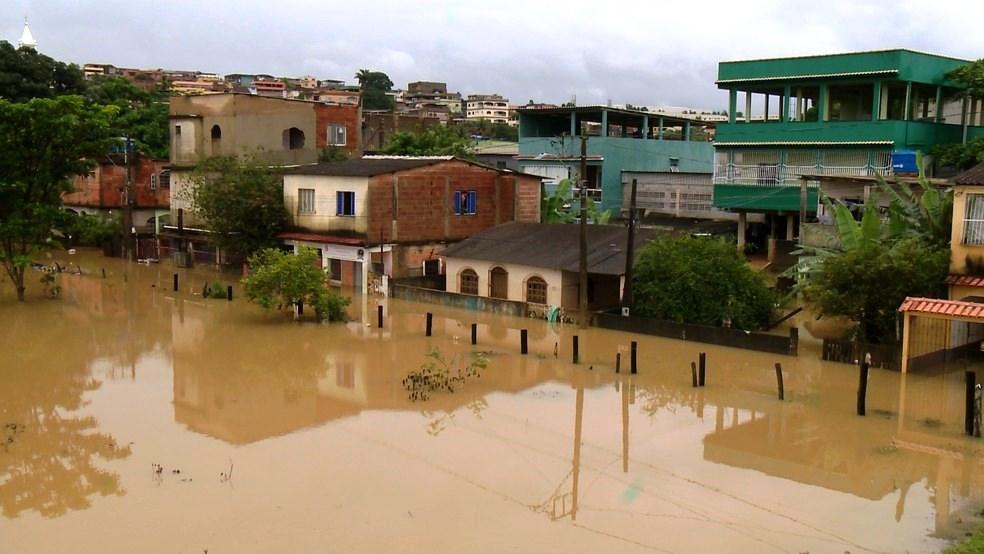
[{"left": 715, "top": 119, "right": 964, "bottom": 150}]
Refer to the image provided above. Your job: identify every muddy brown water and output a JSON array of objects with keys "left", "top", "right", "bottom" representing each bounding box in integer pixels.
[{"left": 2, "top": 249, "right": 984, "bottom": 553}]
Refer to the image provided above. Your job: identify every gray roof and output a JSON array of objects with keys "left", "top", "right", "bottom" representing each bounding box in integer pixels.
[
  {"left": 954, "top": 162, "right": 984, "bottom": 186},
  {"left": 284, "top": 157, "right": 448, "bottom": 177},
  {"left": 441, "top": 222, "right": 658, "bottom": 276}
]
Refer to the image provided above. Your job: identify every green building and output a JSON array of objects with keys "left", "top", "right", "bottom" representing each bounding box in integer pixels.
[
  {"left": 714, "top": 49, "right": 984, "bottom": 247},
  {"left": 517, "top": 106, "right": 715, "bottom": 213}
]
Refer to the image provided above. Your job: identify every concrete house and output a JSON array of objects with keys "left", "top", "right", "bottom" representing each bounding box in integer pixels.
[
  {"left": 164, "top": 93, "right": 361, "bottom": 263},
  {"left": 441, "top": 222, "right": 656, "bottom": 313},
  {"left": 279, "top": 157, "right": 542, "bottom": 294}
]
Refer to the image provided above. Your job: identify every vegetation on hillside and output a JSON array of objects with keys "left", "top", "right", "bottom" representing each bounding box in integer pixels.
[{"left": 383, "top": 124, "right": 475, "bottom": 157}]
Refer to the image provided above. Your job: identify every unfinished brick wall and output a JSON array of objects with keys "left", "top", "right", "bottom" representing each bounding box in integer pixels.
[
  {"left": 314, "top": 103, "right": 362, "bottom": 157},
  {"left": 365, "top": 160, "right": 541, "bottom": 244},
  {"left": 63, "top": 157, "right": 169, "bottom": 209}
]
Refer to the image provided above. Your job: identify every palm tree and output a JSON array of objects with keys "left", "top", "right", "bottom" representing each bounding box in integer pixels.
[{"left": 354, "top": 69, "right": 372, "bottom": 89}]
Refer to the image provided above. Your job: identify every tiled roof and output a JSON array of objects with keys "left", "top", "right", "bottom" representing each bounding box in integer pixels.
[
  {"left": 953, "top": 162, "right": 984, "bottom": 186},
  {"left": 277, "top": 231, "right": 366, "bottom": 246},
  {"left": 945, "top": 274, "right": 984, "bottom": 287},
  {"left": 898, "top": 297, "right": 984, "bottom": 320}
]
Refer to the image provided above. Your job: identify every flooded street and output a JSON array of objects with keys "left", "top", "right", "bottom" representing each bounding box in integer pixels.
[{"left": 2, "top": 249, "right": 984, "bottom": 553}]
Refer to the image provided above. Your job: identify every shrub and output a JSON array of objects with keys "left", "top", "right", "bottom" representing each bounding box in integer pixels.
[{"left": 242, "top": 247, "right": 350, "bottom": 322}]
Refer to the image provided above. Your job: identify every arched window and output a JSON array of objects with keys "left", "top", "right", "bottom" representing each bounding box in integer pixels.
[
  {"left": 210, "top": 124, "right": 222, "bottom": 139},
  {"left": 459, "top": 268, "right": 478, "bottom": 295},
  {"left": 526, "top": 276, "right": 547, "bottom": 304},
  {"left": 283, "top": 127, "right": 305, "bottom": 150}
]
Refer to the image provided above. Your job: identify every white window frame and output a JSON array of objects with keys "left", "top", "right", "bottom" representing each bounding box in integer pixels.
[
  {"left": 964, "top": 193, "right": 984, "bottom": 245},
  {"left": 327, "top": 124, "right": 347, "bottom": 146},
  {"left": 298, "top": 188, "right": 316, "bottom": 215}
]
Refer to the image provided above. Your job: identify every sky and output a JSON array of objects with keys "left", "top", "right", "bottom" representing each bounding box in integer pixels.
[{"left": 4, "top": 0, "right": 983, "bottom": 110}]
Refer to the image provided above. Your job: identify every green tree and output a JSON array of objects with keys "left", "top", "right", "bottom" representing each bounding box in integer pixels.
[
  {"left": 242, "top": 247, "right": 350, "bottom": 322},
  {"left": 186, "top": 155, "right": 288, "bottom": 261},
  {"left": 801, "top": 238, "right": 948, "bottom": 342},
  {"left": 355, "top": 69, "right": 394, "bottom": 110},
  {"left": 931, "top": 137, "right": 984, "bottom": 171},
  {"left": 0, "top": 96, "right": 115, "bottom": 301},
  {"left": 539, "top": 179, "right": 612, "bottom": 224},
  {"left": 947, "top": 58, "right": 984, "bottom": 100},
  {"left": 85, "top": 77, "right": 170, "bottom": 158},
  {"left": 383, "top": 125, "right": 475, "bottom": 156},
  {"left": 633, "top": 236, "right": 776, "bottom": 329},
  {"left": 0, "top": 41, "right": 86, "bottom": 102}
]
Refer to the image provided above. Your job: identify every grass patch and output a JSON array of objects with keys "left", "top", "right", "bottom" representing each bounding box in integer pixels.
[{"left": 947, "top": 527, "right": 984, "bottom": 553}]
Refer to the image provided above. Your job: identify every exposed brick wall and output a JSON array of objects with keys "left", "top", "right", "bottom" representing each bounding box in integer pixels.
[
  {"left": 314, "top": 103, "right": 362, "bottom": 157},
  {"left": 365, "top": 160, "right": 541, "bottom": 244},
  {"left": 63, "top": 157, "right": 169, "bottom": 209}
]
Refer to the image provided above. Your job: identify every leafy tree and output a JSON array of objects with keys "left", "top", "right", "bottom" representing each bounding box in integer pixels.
[
  {"left": 383, "top": 125, "right": 475, "bottom": 156},
  {"left": 801, "top": 238, "right": 948, "bottom": 343},
  {"left": 84, "top": 77, "right": 170, "bottom": 158},
  {"left": 242, "top": 247, "right": 350, "bottom": 322},
  {"left": 355, "top": 69, "right": 394, "bottom": 110},
  {"left": 633, "top": 236, "right": 776, "bottom": 330},
  {"left": 539, "top": 179, "right": 612, "bottom": 224},
  {"left": 0, "top": 96, "right": 115, "bottom": 301},
  {"left": 0, "top": 41, "right": 86, "bottom": 102},
  {"left": 931, "top": 137, "right": 984, "bottom": 171},
  {"left": 186, "top": 155, "right": 288, "bottom": 261},
  {"left": 457, "top": 119, "right": 518, "bottom": 141},
  {"left": 947, "top": 58, "right": 984, "bottom": 100},
  {"left": 63, "top": 212, "right": 122, "bottom": 247}
]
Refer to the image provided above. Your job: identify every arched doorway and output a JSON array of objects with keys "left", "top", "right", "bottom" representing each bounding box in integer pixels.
[{"left": 490, "top": 266, "right": 508, "bottom": 299}]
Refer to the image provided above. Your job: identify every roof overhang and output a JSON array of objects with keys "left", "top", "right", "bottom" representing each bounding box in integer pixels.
[
  {"left": 713, "top": 141, "right": 894, "bottom": 147},
  {"left": 716, "top": 69, "right": 898, "bottom": 86},
  {"left": 899, "top": 296, "right": 984, "bottom": 323}
]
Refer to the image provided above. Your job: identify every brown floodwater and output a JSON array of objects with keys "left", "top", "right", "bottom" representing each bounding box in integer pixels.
[{"left": 2, "top": 249, "right": 984, "bottom": 553}]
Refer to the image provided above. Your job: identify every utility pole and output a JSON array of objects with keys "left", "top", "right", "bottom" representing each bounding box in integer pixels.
[
  {"left": 122, "top": 136, "right": 135, "bottom": 260},
  {"left": 578, "top": 133, "right": 588, "bottom": 328},
  {"left": 621, "top": 178, "right": 637, "bottom": 313}
]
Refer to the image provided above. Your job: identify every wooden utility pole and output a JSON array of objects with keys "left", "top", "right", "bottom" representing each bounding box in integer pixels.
[
  {"left": 578, "top": 133, "right": 589, "bottom": 328},
  {"left": 621, "top": 178, "right": 638, "bottom": 312},
  {"left": 122, "top": 137, "right": 135, "bottom": 260}
]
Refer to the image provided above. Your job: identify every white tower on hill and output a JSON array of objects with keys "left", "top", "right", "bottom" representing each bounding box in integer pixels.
[{"left": 18, "top": 18, "right": 37, "bottom": 50}]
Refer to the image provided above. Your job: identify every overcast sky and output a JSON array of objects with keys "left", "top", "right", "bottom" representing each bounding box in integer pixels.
[{"left": 5, "top": 0, "right": 983, "bottom": 110}]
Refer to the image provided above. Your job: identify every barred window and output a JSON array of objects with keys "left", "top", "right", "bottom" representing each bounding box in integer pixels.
[
  {"left": 460, "top": 269, "right": 478, "bottom": 295},
  {"left": 298, "top": 188, "right": 316, "bottom": 215},
  {"left": 964, "top": 194, "right": 984, "bottom": 245},
  {"left": 526, "top": 276, "right": 547, "bottom": 304}
]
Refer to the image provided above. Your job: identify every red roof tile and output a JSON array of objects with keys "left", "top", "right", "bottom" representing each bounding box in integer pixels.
[
  {"left": 945, "top": 274, "right": 984, "bottom": 287},
  {"left": 277, "top": 232, "right": 366, "bottom": 246},
  {"left": 898, "top": 296, "right": 984, "bottom": 320}
]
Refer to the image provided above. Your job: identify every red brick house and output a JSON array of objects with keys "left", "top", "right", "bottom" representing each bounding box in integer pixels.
[
  {"left": 279, "top": 156, "right": 541, "bottom": 293},
  {"left": 62, "top": 154, "right": 170, "bottom": 232}
]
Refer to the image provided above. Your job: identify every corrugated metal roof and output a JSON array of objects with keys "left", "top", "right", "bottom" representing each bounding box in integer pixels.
[
  {"left": 945, "top": 274, "right": 984, "bottom": 288},
  {"left": 716, "top": 69, "right": 898, "bottom": 84},
  {"left": 440, "top": 222, "right": 659, "bottom": 275},
  {"left": 898, "top": 296, "right": 984, "bottom": 320},
  {"left": 953, "top": 162, "right": 984, "bottom": 186},
  {"left": 516, "top": 105, "right": 705, "bottom": 125},
  {"left": 718, "top": 48, "right": 971, "bottom": 66}
]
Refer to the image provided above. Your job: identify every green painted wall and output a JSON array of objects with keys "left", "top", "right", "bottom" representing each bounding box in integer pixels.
[
  {"left": 716, "top": 120, "right": 965, "bottom": 151},
  {"left": 718, "top": 49, "right": 968, "bottom": 85},
  {"left": 713, "top": 184, "right": 818, "bottom": 213},
  {"left": 519, "top": 136, "right": 714, "bottom": 212}
]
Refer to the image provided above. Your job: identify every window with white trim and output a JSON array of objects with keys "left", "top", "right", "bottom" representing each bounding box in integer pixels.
[
  {"left": 298, "top": 188, "right": 316, "bottom": 215},
  {"left": 454, "top": 190, "right": 477, "bottom": 215},
  {"left": 327, "top": 124, "right": 347, "bottom": 146},
  {"left": 336, "top": 191, "right": 355, "bottom": 216},
  {"left": 964, "top": 193, "right": 984, "bottom": 245}
]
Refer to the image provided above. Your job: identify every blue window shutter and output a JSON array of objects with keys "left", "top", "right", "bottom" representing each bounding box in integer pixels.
[
  {"left": 347, "top": 192, "right": 355, "bottom": 215},
  {"left": 454, "top": 191, "right": 461, "bottom": 215},
  {"left": 336, "top": 191, "right": 343, "bottom": 215},
  {"left": 468, "top": 191, "right": 477, "bottom": 214}
]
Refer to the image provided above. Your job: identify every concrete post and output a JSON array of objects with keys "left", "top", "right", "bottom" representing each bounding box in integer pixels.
[
  {"left": 728, "top": 89, "right": 737, "bottom": 124},
  {"left": 745, "top": 91, "right": 752, "bottom": 123},
  {"left": 904, "top": 81, "right": 912, "bottom": 121},
  {"left": 782, "top": 85, "right": 791, "bottom": 122},
  {"left": 872, "top": 81, "right": 882, "bottom": 121},
  {"left": 642, "top": 115, "right": 649, "bottom": 139},
  {"left": 737, "top": 212, "right": 747, "bottom": 252},
  {"left": 683, "top": 121, "right": 691, "bottom": 142},
  {"left": 658, "top": 117, "right": 664, "bottom": 139},
  {"left": 786, "top": 213, "right": 795, "bottom": 240},
  {"left": 570, "top": 112, "right": 577, "bottom": 137},
  {"left": 601, "top": 109, "right": 608, "bottom": 137}
]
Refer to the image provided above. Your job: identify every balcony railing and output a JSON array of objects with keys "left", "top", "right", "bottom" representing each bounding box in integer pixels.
[{"left": 713, "top": 162, "right": 892, "bottom": 187}]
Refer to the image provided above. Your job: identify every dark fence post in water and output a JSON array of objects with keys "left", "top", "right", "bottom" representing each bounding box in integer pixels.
[
  {"left": 377, "top": 305, "right": 383, "bottom": 328},
  {"left": 573, "top": 335, "right": 579, "bottom": 364},
  {"left": 202, "top": 283, "right": 208, "bottom": 297},
  {"left": 966, "top": 371, "right": 977, "bottom": 436},
  {"left": 857, "top": 356, "right": 870, "bottom": 416},
  {"left": 227, "top": 285, "right": 232, "bottom": 301},
  {"left": 789, "top": 327, "right": 799, "bottom": 356},
  {"left": 630, "top": 341, "right": 638, "bottom": 374},
  {"left": 775, "top": 363, "right": 785, "bottom": 401},
  {"left": 173, "top": 273, "right": 178, "bottom": 292},
  {"left": 471, "top": 323, "right": 477, "bottom": 345},
  {"left": 615, "top": 352, "right": 621, "bottom": 373},
  {"left": 698, "top": 352, "right": 706, "bottom": 387},
  {"left": 297, "top": 300, "right": 304, "bottom": 316},
  {"left": 691, "top": 362, "right": 698, "bottom": 388},
  {"left": 425, "top": 312, "right": 433, "bottom": 337},
  {"left": 102, "top": 268, "right": 106, "bottom": 279},
  {"left": 521, "top": 329, "right": 528, "bottom": 354}
]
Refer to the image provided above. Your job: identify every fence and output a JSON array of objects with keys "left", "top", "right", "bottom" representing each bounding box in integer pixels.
[
  {"left": 594, "top": 312, "right": 798, "bottom": 355},
  {"left": 391, "top": 283, "right": 528, "bottom": 318},
  {"left": 821, "top": 339, "right": 900, "bottom": 369}
]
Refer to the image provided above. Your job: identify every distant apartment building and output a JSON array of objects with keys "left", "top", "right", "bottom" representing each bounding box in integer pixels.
[
  {"left": 404, "top": 81, "right": 463, "bottom": 115},
  {"left": 466, "top": 94, "right": 510, "bottom": 124},
  {"left": 251, "top": 79, "right": 287, "bottom": 98},
  {"left": 518, "top": 105, "right": 714, "bottom": 213},
  {"left": 165, "top": 93, "right": 362, "bottom": 262},
  {"left": 712, "top": 49, "right": 984, "bottom": 249}
]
